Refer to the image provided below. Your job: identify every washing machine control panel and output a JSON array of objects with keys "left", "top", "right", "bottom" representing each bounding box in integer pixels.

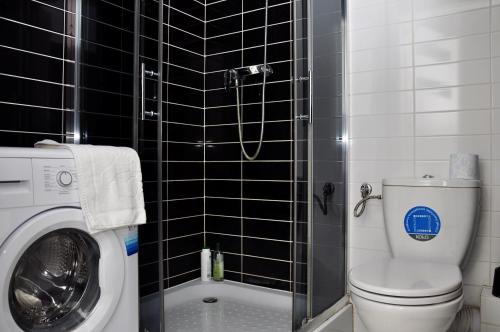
[{"left": 32, "top": 158, "right": 79, "bottom": 206}]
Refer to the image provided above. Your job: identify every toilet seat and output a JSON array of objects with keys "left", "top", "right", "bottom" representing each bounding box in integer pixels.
[{"left": 349, "top": 258, "right": 463, "bottom": 306}]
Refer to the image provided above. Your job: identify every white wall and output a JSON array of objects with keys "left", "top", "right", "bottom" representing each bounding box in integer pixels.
[{"left": 347, "top": 0, "right": 500, "bottom": 307}]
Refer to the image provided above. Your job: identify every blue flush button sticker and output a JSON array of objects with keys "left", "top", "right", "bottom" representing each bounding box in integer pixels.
[
  {"left": 125, "top": 232, "right": 139, "bottom": 256},
  {"left": 404, "top": 206, "right": 441, "bottom": 242}
]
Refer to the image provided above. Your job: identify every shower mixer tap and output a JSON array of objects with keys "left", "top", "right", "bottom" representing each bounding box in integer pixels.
[{"left": 224, "top": 65, "right": 273, "bottom": 91}]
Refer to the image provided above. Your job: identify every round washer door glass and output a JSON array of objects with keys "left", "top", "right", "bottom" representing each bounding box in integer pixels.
[{"left": 8, "top": 228, "right": 100, "bottom": 331}]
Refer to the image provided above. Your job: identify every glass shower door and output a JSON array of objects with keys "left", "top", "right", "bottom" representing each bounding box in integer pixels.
[{"left": 293, "top": 0, "right": 346, "bottom": 329}]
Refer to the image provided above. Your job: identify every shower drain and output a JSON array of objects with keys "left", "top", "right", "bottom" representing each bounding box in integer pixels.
[{"left": 202, "top": 297, "right": 218, "bottom": 303}]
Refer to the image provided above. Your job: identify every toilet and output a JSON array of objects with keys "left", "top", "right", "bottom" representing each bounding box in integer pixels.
[{"left": 349, "top": 178, "right": 480, "bottom": 332}]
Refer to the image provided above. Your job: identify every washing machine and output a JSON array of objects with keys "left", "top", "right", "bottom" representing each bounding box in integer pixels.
[{"left": 0, "top": 147, "right": 139, "bottom": 331}]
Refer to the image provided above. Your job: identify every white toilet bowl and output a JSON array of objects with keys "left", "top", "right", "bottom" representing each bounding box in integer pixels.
[{"left": 349, "top": 258, "right": 464, "bottom": 332}]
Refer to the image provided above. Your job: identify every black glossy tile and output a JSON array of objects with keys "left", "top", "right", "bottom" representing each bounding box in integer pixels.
[
  {"left": 0, "top": 0, "right": 65, "bottom": 33},
  {"left": 243, "top": 219, "right": 291, "bottom": 241},
  {"left": 243, "top": 180, "right": 291, "bottom": 201},
  {"left": 243, "top": 199, "right": 291, "bottom": 221},
  {"left": 205, "top": 232, "right": 241, "bottom": 254},
  {"left": 242, "top": 274, "right": 290, "bottom": 291},
  {"left": 164, "top": 83, "right": 203, "bottom": 108},
  {"left": 243, "top": 256, "right": 290, "bottom": 280},
  {"left": 170, "top": 0, "right": 204, "bottom": 21},
  {"left": 169, "top": 7, "right": 204, "bottom": 37},
  {"left": 206, "top": 15, "right": 242, "bottom": 38},
  {"left": 0, "top": 75, "right": 62, "bottom": 108},
  {"left": 165, "top": 198, "right": 204, "bottom": 219},
  {"left": 205, "top": 143, "right": 242, "bottom": 161},
  {"left": 166, "top": 64, "right": 203, "bottom": 90},
  {"left": 205, "top": 162, "right": 241, "bottom": 179},
  {"left": 0, "top": 104, "right": 63, "bottom": 133},
  {"left": 166, "top": 233, "right": 204, "bottom": 257},
  {"left": 139, "top": 222, "right": 159, "bottom": 243},
  {"left": 165, "top": 123, "right": 203, "bottom": 143},
  {"left": 166, "top": 180, "right": 204, "bottom": 200},
  {"left": 0, "top": 18, "right": 64, "bottom": 58},
  {"left": 167, "top": 251, "right": 199, "bottom": 276},
  {"left": 166, "top": 162, "right": 204, "bottom": 180},
  {"left": 167, "top": 216, "right": 204, "bottom": 239},
  {"left": 205, "top": 215, "right": 241, "bottom": 235},
  {"left": 206, "top": 180, "right": 241, "bottom": 198},
  {"left": 138, "top": 242, "right": 159, "bottom": 265},
  {"left": 243, "top": 4, "right": 291, "bottom": 29},
  {"left": 206, "top": 0, "right": 241, "bottom": 20},
  {"left": 0, "top": 47, "right": 63, "bottom": 83},
  {"left": 168, "top": 45, "right": 204, "bottom": 72},
  {"left": 206, "top": 50, "right": 241, "bottom": 72},
  {"left": 138, "top": 261, "right": 159, "bottom": 285},
  {"left": 165, "top": 142, "right": 203, "bottom": 161},
  {"left": 206, "top": 197, "right": 241, "bottom": 217},
  {"left": 167, "top": 104, "right": 203, "bottom": 125},
  {"left": 206, "top": 32, "right": 242, "bottom": 55},
  {"left": 168, "top": 269, "right": 200, "bottom": 288},
  {"left": 243, "top": 237, "right": 290, "bottom": 260}
]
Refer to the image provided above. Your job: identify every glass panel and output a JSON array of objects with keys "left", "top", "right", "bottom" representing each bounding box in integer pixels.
[
  {"left": 9, "top": 229, "right": 100, "bottom": 331},
  {"left": 293, "top": 0, "right": 346, "bottom": 328},
  {"left": 310, "top": 0, "right": 346, "bottom": 316},
  {"left": 293, "top": 0, "right": 311, "bottom": 329}
]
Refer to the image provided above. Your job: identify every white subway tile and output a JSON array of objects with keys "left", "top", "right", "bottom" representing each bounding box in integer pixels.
[
  {"left": 493, "top": 57, "right": 500, "bottom": 83},
  {"left": 350, "top": 226, "right": 389, "bottom": 251},
  {"left": 350, "top": 68, "right": 413, "bottom": 94},
  {"left": 492, "top": 237, "right": 500, "bottom": 263},
  {"left": 494, "top": 135, "right": 500, "bottom": 160},
  {"left": 493, "top": 187, "right": 500, "bottom": 212},
  {"left": 415, "top": 85, "right": 491, "bottom": 112},
  {"left": 415, "top": 110, "right": 490, "bottom": 136},
  {"left": 348, "top": 202, "right": 385, "bottom": 228},
  {"left": 414, "top": 34, "right": 490, "bottom": 66},
  {"left": 413, "top": 0, "right": 489, "bottom": 20},
  {"left": 415, "top": 59, "right": 490, "bottom": 89},
  {"left": 415, "top": 161, "right": 448, "bottom": 178},
  {"left": 350, "top": 114, "right": 413, "bottom": 138},
  {"left": 349, "top": 23, "right": 412, "bottom": 51},
  {"left": 494, "top": 161, "right": 500, "bottom": 186},
  {"left": 349, "top": 1, "right": 411, "bottom": 30},
  {"left": 478, "top": 212, "right": 492, "bottom": 237},
  {"left": 494, "top": 33, "right": 500, "bottom": 57},
  {"left": 494, "top": 0, "right": 500, "bottom": 6},
  {"left": 493, "top": 6, "right": 500, "bottom": 32},
  {"left": 494, "top": 84, "right": 500, "bottom": 108},
  {"left": 350, "top": 45, "right": 412, "bottom": 72},
  {"left": 350, "top": 160, "right": 413, "bottom": 182},
  {"left": 463, "top": 284, "right": 482, "bottom": 306},
  {"left": 350, "top": 91, "right": 413, "bottom": 116},
  {"left": 470, "top": 236, "right": 490, "bottom": 262},
  {"left": 415, "top": 135, "right": 491, "bottom": 160},
  {"left": 414, "top": 9, "right": 490, "bottom": 43},
  {"left": 492, "top": 212, "right": 500, "bottom": 237},
  {"left": 463, "top": 260, "right": 490, "bottom": 285},
  {"left": 494, "top": 110, "right": 500, "bottom": 134},
  {"left": 483, "top": 187, "right": 492, "bottom": 212},
  {"left": 350, "top": 137, "right": 413, "bottom": 160}
]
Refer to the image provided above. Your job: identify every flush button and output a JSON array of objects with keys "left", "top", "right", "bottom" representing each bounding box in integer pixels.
[{"left": 57, "top": 171, "right": 73, "bottom": 187}]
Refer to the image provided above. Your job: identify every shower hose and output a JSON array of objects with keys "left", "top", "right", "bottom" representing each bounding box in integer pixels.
[{"left": 235, "top": 0, "right": 269, "bottom": 161}]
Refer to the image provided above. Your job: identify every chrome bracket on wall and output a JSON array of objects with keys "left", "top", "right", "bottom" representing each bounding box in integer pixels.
[
  {"left": 140, "top": 62, "right": 160, "bottom": 120},
  {"left": 353, "top": 183, "right": 382, "bottom": 218}
]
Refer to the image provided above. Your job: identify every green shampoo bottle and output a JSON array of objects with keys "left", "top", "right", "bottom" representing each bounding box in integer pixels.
[{"left": 212, "top": 243, "right": 224, "bottom": 282}]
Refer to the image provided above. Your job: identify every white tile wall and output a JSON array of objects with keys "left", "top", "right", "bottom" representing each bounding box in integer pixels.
[{"left": 347, "top": 0, "right": 500, "bottom": 312}]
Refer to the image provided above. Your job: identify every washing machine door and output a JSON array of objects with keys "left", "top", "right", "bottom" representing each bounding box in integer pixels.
[{"left": 0, "top": 208, "right": 125, "bottom": 332}]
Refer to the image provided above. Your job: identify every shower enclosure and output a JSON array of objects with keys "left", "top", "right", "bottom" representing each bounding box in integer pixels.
[{"left": 73, "top": 0, "right": 346, "bottom": 331}]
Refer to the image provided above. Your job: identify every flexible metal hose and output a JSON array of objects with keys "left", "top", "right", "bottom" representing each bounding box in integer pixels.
[{"left": 235, "top": 0, "right": 268, "bottom": 161}]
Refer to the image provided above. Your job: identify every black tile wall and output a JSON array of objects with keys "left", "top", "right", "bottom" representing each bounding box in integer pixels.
[
  {"left": 204, "top": 0, "right": 293, "bottom": 292},
  {"left": 138, "top": 0, "right": 205, "bottom": 296},
  {"left": 0, "top": 0, "right": 75, "bottom": 146},
  {"left": 1, "top": 0, "right": 296, "bottom": 296}
]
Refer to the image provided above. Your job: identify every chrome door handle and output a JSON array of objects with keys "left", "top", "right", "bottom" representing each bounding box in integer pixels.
[{"left": 141, "top": 63, "right": 160, "bottom": 120}]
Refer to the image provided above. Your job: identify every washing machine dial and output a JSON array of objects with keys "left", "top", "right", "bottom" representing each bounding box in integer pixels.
[{"left": 57, "top": 170, "right": 73, "bottom": 187}]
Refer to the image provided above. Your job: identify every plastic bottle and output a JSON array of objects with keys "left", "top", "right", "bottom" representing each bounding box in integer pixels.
[
  {"left": 201, "top": 246, "right": 211, "bottom": 281},
  {"left": 212, "top": 243, "right": 224, "bottom": 282}
]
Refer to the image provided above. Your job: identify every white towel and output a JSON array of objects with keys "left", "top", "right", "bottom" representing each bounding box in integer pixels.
[{"left": 35, "top": 140, "right": 147, "bottom": 233}]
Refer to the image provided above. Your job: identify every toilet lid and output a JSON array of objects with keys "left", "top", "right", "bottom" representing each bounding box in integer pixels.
[{"left": 349, "top": 258, "right": 462, "bottom": 298}]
